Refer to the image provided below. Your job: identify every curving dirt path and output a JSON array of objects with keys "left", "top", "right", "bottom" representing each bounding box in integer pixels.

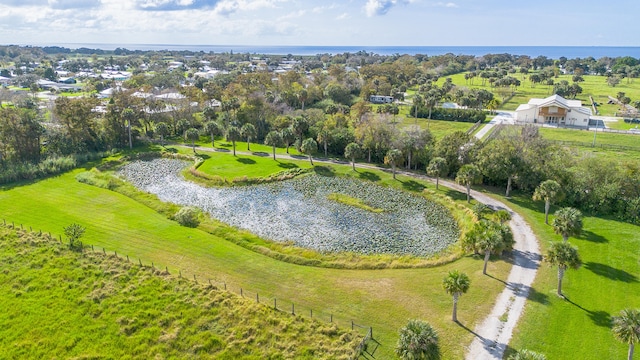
[{"left": 176, "top": 145, "right": 542, "bottom": 359}]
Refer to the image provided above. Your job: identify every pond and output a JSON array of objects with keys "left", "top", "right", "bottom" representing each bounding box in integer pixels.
[{"left": 119, "top": 158, "right": 459, "bottom": 256}]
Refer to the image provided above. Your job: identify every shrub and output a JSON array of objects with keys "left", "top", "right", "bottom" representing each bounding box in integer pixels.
[{"left": 174, "top": 207, "right": 201, "bottom": 228}]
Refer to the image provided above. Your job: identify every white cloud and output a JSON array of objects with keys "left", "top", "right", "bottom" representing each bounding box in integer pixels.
[
  {"left": 433, "top": 2, "right": 458, "bottom": 8},
  {"left": 364, "top": 0, "right": 408, "bottom": 17},
  {"left": 336, "top": 12, "right": 350, "bottom": 20},
  {"left": 278, "top": 9, "right": 305, "bottom": 21}
]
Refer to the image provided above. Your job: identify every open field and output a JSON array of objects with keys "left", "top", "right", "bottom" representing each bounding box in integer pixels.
[
  {"left": 497, "top": 191, "right": 640, "bottom": 359},
  {"left": 0, "top": 226, "right": 359, "bottom": 359},
  {"left": 435, "top": 73, "right": 640, "bottom": 116},
  {"left": 0, "top": 155, "right": 512, "bottom": 359}
]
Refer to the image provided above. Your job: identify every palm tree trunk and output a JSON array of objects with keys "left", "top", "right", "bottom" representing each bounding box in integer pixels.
[
  {"left": 392, "top": 165, "right": 396, "bottom": 179},
  {"left": 247, "top": 137, "right": 250, "bottom": 151},
  {"left": 562, "top": 235, "right": 568, "bottom": 243},
  {"left": 232, "top": 140, "right": 236, "bottom": 156},
  {"left": 211, "top": 132, "right": 215, "bottom": 147},
  {"left": 452, "top": 293, "right": 459, "bottom": 322},
  {"left": 436, "top": 177, "right": 439, "bottom": 190},
  {"left": 368, "top": 149, "right": 371, "bottom": 163},
  {"left": 628, "top": 343, "right": 635, "bottom": 360},
  {"left": 557, "top": 266, "right": 565, "bottom": 296},
  {"left": 483, "top": 250, "right": 491, "bottom": 275},
  {"left": 272, "top": 146, "right": 276, "bottom": 160},
  {"left": 544, "top": 199, "right": 550, "bottom": 224},
  {"left": 309, "top": 155, "right": 313, "bottom": 166},
  {"left": 324, "top": 140, "right": 327, "bottom": 157},
  {"left": 466, "top": 183, "right": 471, "bottom": 203},
  {"left": 286, "top": 144, "right": 290, "bottom": 154},
  {"left": 351, "top": 157, "right": 356, "bottom": 171},
  {"left": 506, "top": 176, "right": 512, "bottom": 197}
]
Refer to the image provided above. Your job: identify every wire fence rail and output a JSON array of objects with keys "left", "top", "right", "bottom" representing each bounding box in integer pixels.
[{"left": 0, "top": 219, "right": 377, "bottom": 359}]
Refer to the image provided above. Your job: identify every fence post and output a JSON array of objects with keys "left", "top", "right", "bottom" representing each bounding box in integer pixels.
[
  {"left": 179, "top": 270, "right": 182, "bottom": 278},
  {"left": 256, "top": 293, "right": 259, "bottom": 303},
  {"left": 114, "top": 251, "right": 117, "bottom": 258},
  {"left": 208, "top": 279, "right": 212, "bottom": 286},
  {"left": 330, "top": 314, "right": 333, "bottom": 323},
  {"left": 240, "top": 288, "right": 243, "bottom": 297},
  {"left": 274, "top": 298, "right": 277, "bottom": 310},
  {"left": 351, "top": 320, "right": 354, "bottom": 330},
  {"left": 310, "top": 309, "right": 313, "bottom": 318},
  {"left": 292, "top": 303, "right": 295, "bottom": 315},
  {"left": 91, "top": 245, "right": 94, "bottom": 252},
  {"left": 370, "top": 327, "right": 373, "bottom": 339},
  {"left": 193, "top": 274, "right": 197, "bottom": 283},
  {"left": 103, "top": 248, "right": 106, "bottom": 255},
  {"left": 139, "top": 258, "right": 142, "bottom": 266},
  {"left": 166, "top": 266, "right": 169, "bottom": 274},
  {"left": 151, "top": 262, "right": 154, "bottom": 269},
  {"left": 126, "top": 255, "right": 129, "bottom": 262},
  {"left": 224, "top": 282, "right": 226, "bottom": 290}
]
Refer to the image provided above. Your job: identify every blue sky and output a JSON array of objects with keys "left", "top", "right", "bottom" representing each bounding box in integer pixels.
[{"left": 0, "top": 0, "right": 637, "bottom": 47}]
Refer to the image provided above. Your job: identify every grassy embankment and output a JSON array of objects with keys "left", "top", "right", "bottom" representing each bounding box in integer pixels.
[
  {"left": 0, "top": 149, "right": 511, "bottom": 359},
  {"left": 0, "top": 225, "right": 359, "bottom": 359}
]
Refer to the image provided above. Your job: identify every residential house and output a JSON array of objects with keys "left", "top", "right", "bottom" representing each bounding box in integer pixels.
[
  {"left": 369, "top": 95, "right": 394, "bottom": 104},
  {"left": 515, "top": 94, "right": 592, "bottom": 128}
]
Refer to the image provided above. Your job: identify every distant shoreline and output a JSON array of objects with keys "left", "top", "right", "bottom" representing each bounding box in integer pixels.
[{"left": 8, "top": 43, "right": 640, "bottom": 59}]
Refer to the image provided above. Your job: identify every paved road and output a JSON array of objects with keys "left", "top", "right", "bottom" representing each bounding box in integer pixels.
[
  {"left": 475, "top": 112, "right": 515, "bottom": 140},
  {"left": 176, "top": 144, "right": 541, "bottom": 359}
]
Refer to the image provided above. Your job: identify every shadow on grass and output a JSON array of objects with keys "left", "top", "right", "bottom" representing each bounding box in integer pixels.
[
  {"left": 215, "top": 148, "right": 230, "bottom": 153},
  {"left": 252, "top": 152, "right": 269, "bottom": 157},
  {"left": 277, "top": 162, "right": 299, "bottom": 169},
  {"left": 358, "top": 171, "right": 381, "bottom": 182},
  {"left": 584, "top": 262, "right": 638, "bottom": 282},
  {"left": 564, "top": 296, "right": 611, "bottom": 328},
  {"left": 485, "top": 273, "right": 549, "bottom": 305},
  {"left": 164, "top": 147, "right": 178, "bottom": 153},
  {"left": 314, "top": 166, "right": 335, "bottom": 177},
  {"left": 441, "top": 188, "right": 468, "bottom": 202},
  {"left": 457, "top": 321, "right": 515, "bottom": 357},
  {"left": 218, "top": 143, "right": 232, "bottom": 148},
  {"left": 579, "top": 230, "right": 608, "bottom": 243},
  {"left": 197, "top": 153, "right": 211, "bottom": 160},
  {"left": 290, "top": 155, "right": 307, "bottom": 160},
  {"left": 399, "top": 179, "right": 425, "bottom": 192},
  {"left": 508, "top": 196, "right": 545, "bottom": 213},
  {"left": 236, "top": 157, "right": 256, "bottom": 165}
]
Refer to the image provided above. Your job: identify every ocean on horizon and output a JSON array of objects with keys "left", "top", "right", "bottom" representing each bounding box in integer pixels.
[{"left": 26, "top": 43, "right": 640, "bottom": 59}]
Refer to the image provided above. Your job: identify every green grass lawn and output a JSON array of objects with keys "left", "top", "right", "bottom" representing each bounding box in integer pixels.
[
  {"left": 0, "top": 156, "right": 512, "bottom": 359},
  {"left": 397, "top": 117, "right": 475, "bottom": 140},
  {"left": 191, "top": 149, "right": 312, "bottom": 180},
  {"left": 500, "top": 192, "right": 640, "bottom": 359},
  {"left": 539, "top": 127, "right": 640, "bottom": 148},
  {"left": 0, "top": 227, "right": 359, "bottom": 359}
]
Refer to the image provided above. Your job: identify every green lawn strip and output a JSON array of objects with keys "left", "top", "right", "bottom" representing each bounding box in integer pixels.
[
  {"left": 0, "top": 227, "right": 359, "bottom": 359},
  {"left": 540, "top": 127, "right": 640, "bottom": 148},
  {"left": 327, "top": 193, "right": 384, "bottom": 213},
  {"left": 397, "top": 117, "right": 474, "bottom": 139},
  {"left": 482, "top": 192, "right": 640, "bottom": 359},
  {"left": 0, "top": 168, "right": 511, "bottom": 359}
]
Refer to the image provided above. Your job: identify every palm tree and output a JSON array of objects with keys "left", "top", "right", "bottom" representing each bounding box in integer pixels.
[
  {"left": 317, "top": 129, "right": 331, "bottom": 157},
  {"left": 344, "top": 142, "right": 361, "bottom": 171},
  {"left": 544, "top": 241, "right": 582, "bottom": 297},
  {"left": 240, "top": 123, "right": 257, "bottom": 151},
  {"left": 184, "top": 128, "right": 200, "bottom": 152},
  {"left": 612, "top": 308, "right": 640, "bottom": 360},
  {"left": 226, "top": 125, "right": 240, "bottom": 156},
  {"left": 507, "top": 349, "right": 547, "bottom": 360},
  {"left": 384, "top": 148, "right": 403, "bottom": 179},
  {"left": 300, "top": 138, "right": 317, "bottom": 165},
  {"left": 395, "top": 319, "right": 440, "bottom": 360},
  {"left": 155, "top": 122, "right": 169, "bottom": 147},
  {"left": 442, "top": 270, "right": 471, "bottom": 322},
  {"left": 264, "top": 130, "right": 283, "bottom": 160},
  {"left": 281, "top": 127, "right": 295, "bottom": 154},
  {"left": 203, "top": 120, "right": 220, "bottom": 148},
  {"left": 426, "top": 157, "right": 448, "bottom": 190},
  {"left": 121, "top": 108, "right": 136, "bottom": 149},
  {"left": 456, "top": 164, "right": 482, "bottom": 203},
  {"left": 463, "top": 220, "right": 512, "bottom": 274},
  {"left": 552, "top": 207, "right": 583, "bottom": 242},
  {"left": 533, "top": 180, "right": 563, "bottom": 224}
]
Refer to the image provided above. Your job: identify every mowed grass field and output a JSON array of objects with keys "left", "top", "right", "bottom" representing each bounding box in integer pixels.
[
  {"left": 0, "top": 155, "right": 512, "bottom": 359},
  {"left": 434, "top": 73, "right": 640, "bottom": 116},
  {"left": 501, "top": 193, "right": 640, "bottom": 359}
]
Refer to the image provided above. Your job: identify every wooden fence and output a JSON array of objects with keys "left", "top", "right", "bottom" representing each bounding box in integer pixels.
[{"left": 0, "top": 219, "right": 377, "bottom": 359}]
